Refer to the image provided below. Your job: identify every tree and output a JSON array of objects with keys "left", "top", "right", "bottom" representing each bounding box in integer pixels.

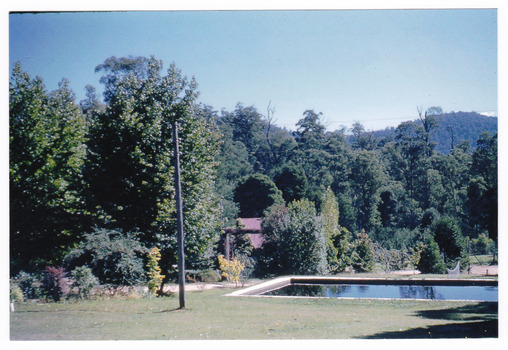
[
  {"left": 294, "top": 109, "right": 326, "bottom": 150},
  {"left": 321, "top": 187, "right": 340, "bottom": 271},
  {"left": 349, "top": 150, "right": 382, "bottom": 231},
  {"left": 469, "top": 132, "right": 497, "bottom": 243},
  {"left": 259, "top": 199, "right": 327, "bottom": 275},
  {"left": 351, "top": 230, "right": 374, "bottom": 272},
  {"left": 274, "top": 165, "right": 308, "bottom": 203},
  {"left": 233, "top": 173, "right": 284, "bottom": 217},
  {"left": 378, "top": 190, "right": 398, "bottom": 227},
  {"left": 393, "top": 121, "right": 429, "bottom": 203},
  {"left": 432, "top": 217, "right": 465, "bottom": 267},
  {"left": 351, "top": 122, "right": 378, "bottom": 150},
  {"left": 417, "top": 238, "right": 446, "bottom": 274},
  {"left": 86, "top": 56, "right": 222, "bottom": 271},
  {"left": 10, "top": 63, "right": 89, "bottom": 274},
  {"left": 321, "top": 187, "right": 351, "bottom": 272},
  {"left": 219, "top": 104, "right": 266, "bottom": 171},
  {"left": 418, "top": 106, "right": 440, "bottom": 158}
]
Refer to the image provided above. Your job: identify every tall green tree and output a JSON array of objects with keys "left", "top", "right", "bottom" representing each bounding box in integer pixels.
[
  {"left": 219, "top": 104, "right": 266, "bottom": 172},
  {"left": 321, "top": 187, "right": 351, "bottom": 272},
  {"left": 432, "top": 217, "right": 465, "bottom": 268},
  {"left": 10, "top": 63, "right": 88, "bottom": 274},
  {"left": 464, "top": 132, "right": 497, "bottom": 244},
  {"left": 349, "top": 150, "right": 383, "bottom": 231},
  {"left": 292, "top": 110, "right": 334, "bottom": 203},
  {"left": 321, "top": 187, "right": 340, "bottom": 270},
  {"left": 233, "top": 173, "right": 284, "bottom": 217},
  {"left": 86, "top": 56, "right": 221, "bottom": 270},
  {"left": 274, "top": 165, "right": 308, "bottom": 203},
  {"left": 351, "top": 122, "right": 378, "bottom": 151},
  {"left": 294, "top": 109, "right": 326, "bottom": 150}
]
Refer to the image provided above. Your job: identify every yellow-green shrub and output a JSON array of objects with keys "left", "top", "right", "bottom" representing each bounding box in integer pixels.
[
  {"left": 147, "top": 247, "right": 165, "bottom": 295},
  {"left": 217, "top": 254, "right": 245, "bottom": 286}
]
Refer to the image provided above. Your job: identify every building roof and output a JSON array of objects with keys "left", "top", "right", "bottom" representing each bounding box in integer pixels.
[
  {"left": 224, "top": 217, "right": 262, "bottom": 233},
  {"left": 238, "top": 218, "right": 262, "bottom": 232},
  {"left": 248, "top": 233, "right": 264, "bottom": 249},
  {"left": 224, "top": 217, "right": 264, "bottom": 249}
]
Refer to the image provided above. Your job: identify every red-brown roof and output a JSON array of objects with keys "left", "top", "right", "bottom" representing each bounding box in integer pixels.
[
  {"left": 248, "top": 233, "right": 264, "bottom": 249},
  {"left": 239, "top": 218, "right": 262, "bottom": 231},
  {"left": 224, "top": 217, "right": 264, "bottom": 249},
  {"left": 224, "top": 217, "right": 262, "bottom": 233}
]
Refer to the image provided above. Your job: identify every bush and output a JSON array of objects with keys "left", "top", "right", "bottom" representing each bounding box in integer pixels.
[
  {"left": 433, "top": 217, "right": 464, "bottom": 263},
  {"left": 146, "top": 247, "right": 165, "bottom": 295},
  {"left": 198, "top": 269, "right": 222, "bottom": 283},
  {"left": 64, "top": 228, "right": 148, "bottom": 286},
  {"left": 70, "top": 266, "right": 99, "bottom": 300},
  {"left": 351, "top": 230, "right": 374, "bottom": 272},
  {"left": 41, "top": 266, "right": 70, "bottom": 302},
  {"left": 10, "top": 283, "right": 24, "bottom": 304},
  {"left": 373, "top": 243, "right": 410, "bottom": 272},
  {"left": 417, "top": 238, "right": 446, "bottom": 274},
  {"left": 217, "top": 254, "right": 245, "bottom": 286},
  {"left": 13, "top": 271, "right": 42, "bottom": 300},
  {"left": 470, "top": 233, "right": 495, "bottom": 255}
]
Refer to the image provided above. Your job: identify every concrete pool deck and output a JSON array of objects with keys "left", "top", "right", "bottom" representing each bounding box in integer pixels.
[{"left": 226, "top": 275, "right": 498, "bottom": 297}]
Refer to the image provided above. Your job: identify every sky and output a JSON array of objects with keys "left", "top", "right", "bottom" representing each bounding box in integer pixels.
[{"left": 8, "top": 6, "right": 498, "bottom": 132}]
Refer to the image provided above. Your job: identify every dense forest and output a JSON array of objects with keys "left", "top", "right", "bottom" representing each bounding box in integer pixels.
[
  {"left": 10, "top": 56, "right": 498, "bottom": 289},
  {"left": 364, "top": 110, "right": 498, "bottom": 155}
]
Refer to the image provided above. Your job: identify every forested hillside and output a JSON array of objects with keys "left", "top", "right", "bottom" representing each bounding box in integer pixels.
[
  {"left": 365, "top": 111, "right": 498, "bottom": 154},
  {"left": 214, "top": 104, "right": 497, "bottom": 242},
  {"left": 10, "top": 56, "right": 498, "bottom": 283}
]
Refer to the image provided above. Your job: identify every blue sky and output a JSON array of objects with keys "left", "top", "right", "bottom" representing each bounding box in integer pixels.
[{"left": 9, "top": 8, "right": 498, "bottom": 131}]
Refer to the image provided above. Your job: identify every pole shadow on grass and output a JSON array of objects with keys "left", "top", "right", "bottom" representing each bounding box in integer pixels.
[
  {"left": 358, "top": 302, "right": 498, "bottom": 339},
  {"left": 154, "top": 308, "right": 186, "bottom": 313}
]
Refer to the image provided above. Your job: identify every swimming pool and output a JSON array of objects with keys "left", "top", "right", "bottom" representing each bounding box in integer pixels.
[
  {"left": 228, "top": 276, "right": 498, "bottom": 302},
  {"left": 263, "top": 283, "right": 498, "bottom": 301}
]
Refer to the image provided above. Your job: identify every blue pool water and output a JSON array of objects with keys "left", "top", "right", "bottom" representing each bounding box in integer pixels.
[{"left": 264, "top": 283, "right": 498, "bottom": 301}]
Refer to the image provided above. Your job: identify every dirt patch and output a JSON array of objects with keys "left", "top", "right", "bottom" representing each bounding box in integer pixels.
[{"left": 469, "top": 265, "right": 498, "bottom": 276}]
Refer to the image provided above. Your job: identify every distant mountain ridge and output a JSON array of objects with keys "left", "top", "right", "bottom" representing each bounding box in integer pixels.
[{"left": 364, "top": 111, "right": 497, "bottom": 154}]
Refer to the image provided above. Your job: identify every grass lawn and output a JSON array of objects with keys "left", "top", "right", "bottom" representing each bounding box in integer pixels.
[
  {"left": 470, "top": 254, "right": 496, "bottom": 265},
  {"left": 10, "top": 286, "right": 498, "bottom": 340}
]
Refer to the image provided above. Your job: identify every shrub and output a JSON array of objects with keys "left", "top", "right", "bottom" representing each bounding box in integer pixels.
[
  {"left": 64, "top": 228, "right": 148, "bottom": 286},
  {"left": 70, "top": 266, "right": 99, "bottom": 300},
  {"left": 146, "top": 247, "right": 165, "bottom": 295},
  {"left": 470, "top": 233, "right": 495, "bottom": 255},
  {"left": 13, "top": 271, "right": 42, "bottom": 300},
  {"left": 217, "top": 254, "right": 245, "bottom": 286},
  {"left": 351, "top": 230, "right": 374, "bottom": 272},
  {"left": 373, "top": 243, "right": 410, "bottom": 272},
  {"left": 198, "top": 269, "right": 221, "bottom": 283},
  {"left": 417, "top": 238, "right": 446, "bottom": 274},
  {"left": 433, "top": 217, "right": 464, "bottom": 263},
  {"left": 10, "top": 283, "right": 24, "bottom": 304},
  {"left": 41, "top": 266, "right": 69, "bottom": 302}
]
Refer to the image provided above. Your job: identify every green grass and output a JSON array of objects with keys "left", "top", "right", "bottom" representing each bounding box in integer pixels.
[
  {"left": 10, "top": 286, "right": 497, "bottom": 340},
  {"left": 470, "top": 254, "right": 496, "bottom": 265}
]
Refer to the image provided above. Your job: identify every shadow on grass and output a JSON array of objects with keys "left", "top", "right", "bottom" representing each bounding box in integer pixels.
[
  {"left": 154, "top": 307, "right": 188, "bottom": 313},
  {"left": 359, "top": 302, "right": 498, "bottom": 339}
]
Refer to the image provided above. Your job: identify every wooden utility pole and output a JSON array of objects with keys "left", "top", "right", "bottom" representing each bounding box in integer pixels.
[{"left": 172, "top": 121, "right": 186, "bottom": 309}]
